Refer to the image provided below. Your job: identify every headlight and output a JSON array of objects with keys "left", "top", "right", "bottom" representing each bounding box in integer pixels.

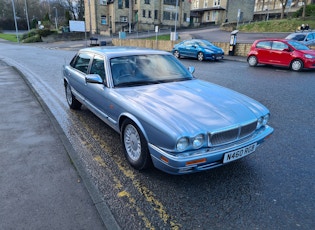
[
  {"left": 304, "top": 54, "right": 315, "bottom": 59},
  {"left": 176, "top": 137, "right": 189, "bottom": 151},
  {"left": 192, "top": 134, "right": 205, "bottom": 149},
  {"left": 257, "top": 114, "right": 270, "bottom": 129}
]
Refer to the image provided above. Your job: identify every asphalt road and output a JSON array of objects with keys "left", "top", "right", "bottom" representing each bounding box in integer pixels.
[{"left": 0, "top": 33, "right": 314, "bottom": 229}]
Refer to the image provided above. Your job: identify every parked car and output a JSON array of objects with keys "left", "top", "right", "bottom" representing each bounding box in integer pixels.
[
  {"left": 63, "top": 47, "right": 273, "bottom": 175},
  {"left": 285, "top": 31, "right": 315, "bottom": 46},
  {"left": 172, "top": 39, "right": 224, "bottom": 61},
  {"left": 247, "top": 39, "right": 315, "bottom": 71}
]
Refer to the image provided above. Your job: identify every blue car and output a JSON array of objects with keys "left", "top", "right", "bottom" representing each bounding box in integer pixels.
[
  {"left": 172, "top": 39, "right": 224, "bottom": 61},
  {"left": 63, "top": 47, "right": 273, "bottom": 175}
]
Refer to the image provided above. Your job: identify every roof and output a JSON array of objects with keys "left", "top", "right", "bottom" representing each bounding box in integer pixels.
[{"left": 79, "top": 46, "right": 170, "bottom": 58}]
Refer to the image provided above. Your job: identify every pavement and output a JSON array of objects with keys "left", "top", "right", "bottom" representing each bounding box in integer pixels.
[
  {"left": 0, "top": 59, "right": 120, "bottom": 229},
  {"left": 0, "top": 34, "right": 245, "bottom": 230}
]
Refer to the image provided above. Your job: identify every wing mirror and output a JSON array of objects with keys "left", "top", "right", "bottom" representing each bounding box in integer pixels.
[{"left": 85, "top": 74, "right": 103, "bottom": 84}]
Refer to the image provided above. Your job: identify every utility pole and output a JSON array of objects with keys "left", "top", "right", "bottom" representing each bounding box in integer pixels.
[
  {"left": 129, "top": 0, "right": 132, "bottom": 33},
  {"left": 11, "top": 0, "right": 19, "bottom": 43}
]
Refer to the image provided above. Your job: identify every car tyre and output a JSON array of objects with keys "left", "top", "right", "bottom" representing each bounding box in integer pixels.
[
  {"left": 248, "top": 55, "right": 258, "bottom": 67},
  {"left": 173, "top": 50, "right": 180, "bottom": 59},
  {"left": 290, "top": 59, "right": 303, "bottom": 71},
  {"left": 65, "top": 83, "right": 82, "bottom": 110},
  {"left": 121, "top": 119, "right": 152, "bottom": 170},
  {"left": 197, "top": 52, "right": 204, "bottom": 61}
]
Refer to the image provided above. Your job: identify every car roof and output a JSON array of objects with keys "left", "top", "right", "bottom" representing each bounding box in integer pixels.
[
  {"left": 254, "top": 38, "right": 289, "bottom": 43},
  {"left": 78, "top": 46, "right": 170, "bottom": 58}
]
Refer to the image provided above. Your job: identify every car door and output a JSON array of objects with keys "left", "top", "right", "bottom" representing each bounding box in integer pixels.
[
  {"left": 255, "top": 41, "right": 272, "bottom": 64},
  {"left": 187, "top": 41, "right": 200, "bottom": 58},
  {"left": 68, "top": 52, "right": 93, "bottom": 100},
  {"left": 84, "top": 54, "right": 112, "bottom": 118},
  {"left": 178, "top": 41, "right": 191, "bottom": 57},
  {"left": 269, "top": 41, "right": 291, "bottom": 66}
]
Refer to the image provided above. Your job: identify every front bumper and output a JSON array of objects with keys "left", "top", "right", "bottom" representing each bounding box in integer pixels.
[
  {"left": 149, "top": 125, "right": 273, "bottom": 175},
  {"left": 205, "top": 53, "right": 224, "bottom": 61}
]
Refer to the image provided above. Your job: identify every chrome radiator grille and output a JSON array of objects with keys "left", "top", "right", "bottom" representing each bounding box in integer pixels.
[{"left": 209, "top": 121, "right": 257, "bottom": 146}]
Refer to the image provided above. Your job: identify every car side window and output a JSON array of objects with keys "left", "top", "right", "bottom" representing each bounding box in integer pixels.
[
  {"left": 256, "top": 41, "right": 272, "bottom": 49},
  {"left": 90, "top": 55, "right": 106, "bottom": 84},
  {"left": 271, "top": 41, "right": 288, "bottom": 51},
  {"left": 72, "top": 53, "right": 92, "bottom": 74}
]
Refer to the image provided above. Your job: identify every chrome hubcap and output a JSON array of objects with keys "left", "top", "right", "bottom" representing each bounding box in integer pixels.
[
  {"left": 66, "top": 85, "right": 72, "bottom": 105},
  {"left": 124, "top": 124, "right": 141, "bottom": 161}
]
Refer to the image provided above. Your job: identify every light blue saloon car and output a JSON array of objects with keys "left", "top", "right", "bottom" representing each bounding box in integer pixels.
[
  {"left": 172, "top": 39, "right": 224, "bottom": 61},
  {"left": 63, "top": 47, "right": 273, "bottom": 175}
]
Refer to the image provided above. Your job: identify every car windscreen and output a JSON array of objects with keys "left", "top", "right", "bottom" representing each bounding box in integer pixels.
[
  {"left": 197, "top": 40, "right": 214, "bottom": 47},
  {"left": 110, "top": 54, "right": 193, "bottom": 87},
  {"left": 288, "top": 40, "right": 310, "bottom": 50}
]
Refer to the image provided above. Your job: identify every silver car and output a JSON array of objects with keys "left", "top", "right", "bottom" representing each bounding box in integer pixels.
[
  {"left": 285, "top": 31, "right": 315, "bottom": 46},
  {"left": 63, "top": 47, "right": 273, "bottom": 175}
]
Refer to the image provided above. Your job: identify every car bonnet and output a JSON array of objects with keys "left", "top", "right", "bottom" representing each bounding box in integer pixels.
[{"left": 115, "top": 80, "right": 269, "bottom": 135}]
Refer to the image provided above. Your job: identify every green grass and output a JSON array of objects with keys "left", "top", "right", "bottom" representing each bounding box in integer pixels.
[
  {"left": 142, "top": 34, "right": 171, "bottom": 40},
  {"left": 0, "top": 33, "right": 19, "bottom": 42},
  {"left": 238, "top": 18, "right": 315, "bottom": 32}
]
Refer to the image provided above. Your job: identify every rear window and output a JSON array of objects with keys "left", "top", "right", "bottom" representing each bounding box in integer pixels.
[{"left": 256, "top": 41, "right": 272, "bottom": 49}]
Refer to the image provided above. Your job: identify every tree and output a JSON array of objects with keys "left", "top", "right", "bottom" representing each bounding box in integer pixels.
[
  {"left": 61, "top": 0, "right": 85, "bottom": 21},
  {"left": 279, "top": 0, "right": 289, "bottom": 19}
]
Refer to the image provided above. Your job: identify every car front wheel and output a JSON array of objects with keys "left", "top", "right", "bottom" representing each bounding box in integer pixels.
[
  {"left": 65, "top": 83, "right": 81, "bottom": 110},
  {"left": 248, "top": 55, "right": 258, "bottom": 67},
  {"left": 121, "top": 119, "right": 151, "bottom": 170},
  {"left": 290, "top": 59, "right": 303, "bottom": 71},
  {"left": 197, "top": 52, "right": 204, "bottom": 61},
  {"left": 173, "top": 50, "right": 180, "bottom": 59}
]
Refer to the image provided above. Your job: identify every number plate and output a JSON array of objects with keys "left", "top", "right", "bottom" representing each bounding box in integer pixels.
[{"left": 223, "top": 143, "right": 257, "bottom": 163}]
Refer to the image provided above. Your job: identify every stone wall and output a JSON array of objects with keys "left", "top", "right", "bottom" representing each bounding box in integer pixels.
[
  {"left": 112, "top": 39, "right": 315, "bottom": 57},
  {"left": 112, "top": 39, "right": 252, "bottom": 57}
]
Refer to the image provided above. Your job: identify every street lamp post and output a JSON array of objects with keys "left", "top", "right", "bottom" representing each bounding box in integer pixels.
[
  {"left": 24, "top": 0, "right": 30, "bottom": 31},
  {"left": 53, "top": 7, "right": 58, "bottom": 31},
  {"left": 11, "top": 0, "right": 19, "bottom": 43}
]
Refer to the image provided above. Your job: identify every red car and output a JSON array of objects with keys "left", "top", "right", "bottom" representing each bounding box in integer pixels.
[{"left": 247, "top": 39, "right": 315, "bottom": 71}]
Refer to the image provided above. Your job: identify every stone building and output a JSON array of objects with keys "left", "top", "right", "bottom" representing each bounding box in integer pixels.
[
  {"left": 254, "top": 0, "right": 315, "bottom": 20},
  {"left": 84, "top": 0, "right": 192, "bottom": 35},
  {"left": 190, "top": 0, "right": 255, "bottom": 26}
]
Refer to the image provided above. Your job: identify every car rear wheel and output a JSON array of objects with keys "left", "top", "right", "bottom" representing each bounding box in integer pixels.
[
  {"left": 248, "top": 55, "right": 258, "bottom": 67},
  {"left": 65, "top": 83, "right": 82, "bottom": 110},
  {"left": 173, "top": 50, "right": 180, "bottom": 59},
  {"left": 290, "top": 59, "right": 303, "bottom": 71},
  {"left": 121, "top": 119, "right": 151, "bottom": 170},
  {"left": 197, "top": 52, "right": 204, "bottom": 61}
]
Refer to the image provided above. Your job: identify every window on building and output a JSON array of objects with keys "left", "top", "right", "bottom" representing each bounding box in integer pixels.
[
  {"left": 120, "top": 16, "right": 128, "bottom": 22},
  {"left": 101, "top": 15, "right": 107, "bottom": 25},
  {"left": 163, "top": 11, "right": 171, "bottom": 20},
  {"left": 206, "top": 12, "right": 210, "bottom": 21},
  {"left": 212, "top": 11, "right": 218, "bottom": 21},
  {"left": 214, "top": 0, "right": 220, "bottom": 6},
  {"left": 148, "top": 11, "right": 151, "bottom": 18},
  {"left": 164, "top": 0, "right": 176, "bottom": 6},
  {"left": 100, "top": 0, "right": 107, "bottom": 5},
  {"left": 125, "top": 0, "right": 129, "bottom": 8},
  {"left": 142, "top": 10, "right": 146, "bottom": 18},
  {"left": 183, "top": 13, "right": 187, "bottom": 22},
  {"left": 135, "top": 0, "right": 137, "bottom": 4},
  {"left": 145, "top": 0, "right": 150, "bottom": 4},
  {"left": 192, "top": 0, "right": 199, "bottom": 9},
  {"left": 118, "top": 0, "right": 123, "bottom": 9},
  {"left": 204, "top": 0, "right": 208, "bottom": 8},
  {"left": 154, "top": 10, "right": 158, "bottom": 20}
]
